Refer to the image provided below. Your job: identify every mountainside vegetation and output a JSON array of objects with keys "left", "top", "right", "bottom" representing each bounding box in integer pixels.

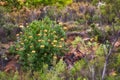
[{"left": 0, "top": 0, "right": 120, "bottom": 80}]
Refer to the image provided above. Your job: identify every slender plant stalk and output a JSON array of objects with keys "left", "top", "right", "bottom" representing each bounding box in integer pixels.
[{"left": 102, "top": 33, "right": 119, "bottom": 80}]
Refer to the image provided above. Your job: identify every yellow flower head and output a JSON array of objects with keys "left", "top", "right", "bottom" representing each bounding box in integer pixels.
[
  {"left": 60, "top": 38, "right": 64, "bottom": 41},
  {"left": 37, "top": 34, "right": 41, "bottom": 36},
  {"left": 48, "top": 39, "right": 50, "bottom": 42},
  {"left": 19, "top": 25, "right": 24, "bottom": 28},
  {"left": 53, "top": 45, "right": 56, "bottom": 47},
  {"left": 38, "top": 39, "right": 42, "bottom": 42},
  {"left": 111, "top": 72, "right": 117, "bottom": 76},
  {"left": 32, "top": 50, "right": 36, "bottom": 53},
  {"left": 90, "top": 38, "right": 94, "bottom": 41},
  {"left": 44, "top": 29, "right": 47, "bottom": 32},
  {"left": 30, "top": 46, "right": 33, "bottom": 48},
  {"left": 21, "top": 42, "right": 24, "bottom": 45},
  {"left": 53, "top": 56, "right": 57, "bottom": 59},
  {"left": 109, "top": 70, "right": 117, "bottom": 76},
  {"left": 63, "top": 27, "right": 67, "bottom": 30},
  {"left": 51, "top": 43, "right": 54, "bottom": 45},
  {"left": 58, "top": 22, "right": 63, "bottom": 25},
  {"left": 40, "top": 45, "right": 45, "bottom": 48},
  {"left": 29, "top": 36, "right": 32, "bottom": 38},
  {"left": 59, "top": 45, "right": 62, "bottom": 48},
  {"left": 53, "top": 40, "right": 57, "bottom": 43}
]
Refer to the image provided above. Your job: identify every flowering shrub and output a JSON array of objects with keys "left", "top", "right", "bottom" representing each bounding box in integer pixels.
[{"left": 15, "top": 17, "right": 66, "bottom": 71}]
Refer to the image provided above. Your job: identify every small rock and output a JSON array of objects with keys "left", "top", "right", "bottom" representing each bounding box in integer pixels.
[{"left": 1, "top": 44, "right": 10, "bottom": 49}]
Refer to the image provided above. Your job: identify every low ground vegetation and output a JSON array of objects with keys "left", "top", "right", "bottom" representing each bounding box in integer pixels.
[{"left": 0, "top": 0, "right": 120, "bottom": 80}]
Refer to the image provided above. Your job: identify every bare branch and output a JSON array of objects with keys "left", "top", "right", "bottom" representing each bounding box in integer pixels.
[{"left": 101, "top": 31, "right": 119, "bottom": 80}]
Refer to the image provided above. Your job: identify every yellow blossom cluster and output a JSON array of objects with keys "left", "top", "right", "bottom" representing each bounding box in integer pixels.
[
  {"left": 30, "top": 45, "right": 33, "bottom": 48},
  {"left": 37, "top": 34, "right": 41, "bottom": 36},
  {"left": 60, "top": 38, "right": 64, "bottom": 41},
  {"left": 63, "top": 27, "right": 67, "bottom": 30},
  {"left": 44, "top": 29, "right": 48, "bottom": 32},
  {"left": 38, "top": 39, "right": 42, "bottom": 42},
  {"left": 19, "top": 25, "right": 24, "bottom": 28},
  {"left": 29, "top": 36, "right": 33, "bottom": 38},
  {"left": 40, "top": 45, "right": 45, "bottom": 48},
  {"left": 32, "top": 50, "right": 36, "bottom": 53},
  {"left": 53, "top": 40, "right": 57, "bottom": 43}
]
